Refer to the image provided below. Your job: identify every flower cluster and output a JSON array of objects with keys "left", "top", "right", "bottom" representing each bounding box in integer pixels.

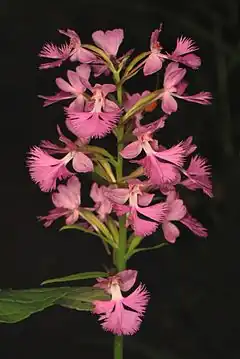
[{"left": 27, "top": 27, "right": 212, "bottom": 335}]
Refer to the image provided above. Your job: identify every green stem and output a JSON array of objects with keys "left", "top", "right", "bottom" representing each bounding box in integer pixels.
[{"left": 113, "top": 70, "right": 126, "bottom": 359}]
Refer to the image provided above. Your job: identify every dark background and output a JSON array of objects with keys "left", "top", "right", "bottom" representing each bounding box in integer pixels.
[{"left": 0, "top": 0, "right": 240, "bottom": 358}]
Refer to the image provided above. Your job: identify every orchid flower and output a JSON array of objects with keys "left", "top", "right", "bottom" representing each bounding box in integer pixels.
[
  {"left": 39, "top": 64, "right": 91, "bottom": 111},
  {"left": 160, "top": 62, "right": 212, "bottom": 114},
  {"left": 162, "top": 190, "right": 207, "bottom": 243},
  {"left": 65, "top": 83, "right": 121, "bottom": 138},
  {"left": 39, "top": 176, "right": 83, "bottom": 227},
  {"left": 27, "top": 126, "right": 93, "bottom": 192},
  {"left": 93, "top": 270, "right": 149, "bottom": 335}
]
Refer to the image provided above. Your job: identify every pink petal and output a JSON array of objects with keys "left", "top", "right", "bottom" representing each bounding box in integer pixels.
[
  {"left": 180, "top": 213, "right": 208, "bottom": 237},
  {"left": 56, "top": 77, "right": 75, "bottom": 93},
  {"left": 131, "top": 210, "right": 159, "bottom": 236},
  {"left": 27, "top": 147, "right": 72, "bottom": 192},
  {"left": 118, "top": 270, "right": 138, "bottom": 291},
  {"left": 72, "top": 152, "right": 93, "bottom": 173},
  {"left": 167, "top": 199, "right": 187, "bottom": 221},
  {"left": 66, "top": 111, "right": 120, "bottom": 139},
  {"left": 138, "top": 193, "right": 154, "bottom": 206},
  {"left": 52, "top": 176, "right": 80, "bottom": 209},
  {"left": 161, "top": 93, "right": 178, "bottom": 114},
  {"left": 177, "top": 92, "right": 212, "bottom": 105},
  {"left": 39, "top": 207, "right": 69, "bottom": 227},
  {"left": 172, "top": 36, "right": 199, "bottom": 56},
  {"left": 164, "top": 63, "right": 186, "bottom": 89},
  {"left": 65, "top": 209, "right": 80, "bottom": 225},
  {"left": 70, "top": 47, "right": 96, "bottom": 63},
  {"left": 113, "top": 204, "right": 130, "bottom": 217},
  {"left": 120, "top": 141, "right": 142, "bottom": 159},
  {"left": 137, "top": 155, "right": 180, "bottom": 185},
  {"left": 154, "top": 143, "right": 185, "bottom": 166},
  {"left": 68, "top": 96, "right": 85, "bottom": 112},
  {"left": 90, "top": 183, "right": 103, "bottom": 203},
  {"left": 67, "top": 70, "right": 85, "bottom": 92},
  {"left": 106, "top": 188, "right": 130, "bottom": 204},
  {"left": 101, "top": 84, "right": 116, "bottom": 97},
  {"left": 177, "top": 54, "right": 201, "bottom": 69},
  {"left": 150, "top": 28, "right": 161, "bottom": 48},
  {"left": 143, "top": 53, "right": 163, "bottom": 76},
  {"left": 162, "top": 221, "right": 180, "bottom": 243},
  {"left": 39, "top": 91, "right": 75, "bottom": 107},
  {"left": 92, "top": 29, "right": 124, "bottom": 56},
  {"left": 181, "top": 136, "right": 197, "bottom": 156},
  {"left": 137, "top": 202, "right": 168, "bottom": 222},
  {"left": 76, "top": 64, "right": 91, "bottom": 81},
  {"left": 93, "top": 283, "right": 149, "bottom": 335}
]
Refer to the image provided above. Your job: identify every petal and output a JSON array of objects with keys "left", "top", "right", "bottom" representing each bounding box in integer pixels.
[
  {"left": 39, "top": 91, "right": 75, "bottom": 107},
  {"left": 120, "top": 141, "right": 142, "bottom": 159},
  {"left": 177, "top": 91, "right": 212, "bottom": 105},
  {"left": 137, "top": 202, "right": 168, "bottom": 222},
  {"left": 92, "top": 29, "right": 124, "bottom": 56},
  {"left": 38, "top": 207, "right": 69, "bottom": 227},
  {"left": 162, "top": 221, "right": 180, "bottom": 243},
  {"left": 130, "top": 210, "right": 159, "bottom": 236},
  {"left": 154, "top": 142, "right": 185, "bottom": 166},
  {"left": 52, "top": 176, "right": 80, "bottom": 209},
  {"left": 150, "top": 29, "right": 161, "bottom": 47},
  {"left": 172, "top": 36, "right": 199, "bottom": 56},
  {"left": 71, "top": 47, "right": 96, "bottom": 63},
  {"left": 72, "top": 152, "right": 93, "bottom": 173},
  {"left": 56, "top": 77, "right": 75, "bottom": 93},
  {"left": 67, "top": 70, "right": 85, "bottom": 92},
  {"left": 113, "top": 203, "right": 130, "bottom": 216},
  {"left": 27, "top": 146, "right": 72, "bottom": 192},
  {"left": 68, "top": 96, "right": 85, "bottom": 112},
  {"left": 76, "top": 64, "right": 91, "bottom": 81},
  {"left": 65, "top": 209, "right": 79, "bottom": 225},
  {"left": 161, "top": 93, "right": 178, "bottom": 114},
  {"left": 138, "top": 193, "right": 154, "bottom": 206},
  {"left": 180, "top": 213, "right": 208, "bottom": 237},
  {"left": 143, "top": 53, "right": 163, "bottom": 76},
  {"left": 106, "top": 188, "right": 130, "bottom": 204},
  {"left": 167, "top": 199, "right": 187, "bottom": 221},
  {"left": 118, "top": 270, "right": 138, "bottom": 291}
]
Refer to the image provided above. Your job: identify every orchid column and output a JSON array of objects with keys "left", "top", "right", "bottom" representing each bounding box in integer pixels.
[{"left": 27, "top": 26, "right": 212, "bottom": 359}]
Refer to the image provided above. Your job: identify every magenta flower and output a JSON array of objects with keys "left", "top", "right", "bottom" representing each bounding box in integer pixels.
[
  {"left": 66, "top": 83, "right": 121, "bottom": 139},
  {"left": 39, "top": 176, "right": 82, "bottom": 227},
  {"left": 162, "top": 191, "right": 207, "bottom": 243},
  {"left": 39, "top": 29, "right": 96, "bottom": 70},
  {"left": 27, "top": 126, "right": 93, "bottom": 192},
  {"left": 39, "top": 64, "right": 91, "bottom": 111},
  {"left": 93, "top": 270, "right": 149, "bottom": 335},
  {"left": 90, "top": 183, "right": 113, "bottom": 220},
  {"left": 106, "top": 181, "right": 168, "bottom": 236},
  {"left": 168, "top": 36, "right": 201, "bottom": 69},
  {"left": 120, "top": 118, "right": 185, "bottom": 186},
  {"left": 181, "top": 155, "right": 212, "bottom": 197},
  {"left": 160, "top": 62, "right": 212, "bottom": 114},
  {"left": 143, "top": 28, "right": 168, "bottom": 76}
]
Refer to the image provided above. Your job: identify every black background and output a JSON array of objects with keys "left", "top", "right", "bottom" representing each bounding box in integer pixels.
[{"left": 0, "top": 0, "right": 240, "bottom": 358}]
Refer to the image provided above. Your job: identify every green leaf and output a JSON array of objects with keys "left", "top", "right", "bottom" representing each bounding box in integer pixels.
[
  {"left": 57, "top": 288, "right": 109, "bottom": 311},
  {"left": 0, "top": 287, "right": 108, "bottom": 323},
  {"left": 126, "top": 242, "right": 169, "bottom": 260},
  {"left": 125, "top": 235, "right": 143, "bottom": 260},
  {"left": 60, "top": 224, "right": 98, "bottom": 236},
  {"left": 41, "top": 271, "right": 108, "bottom": 285}
]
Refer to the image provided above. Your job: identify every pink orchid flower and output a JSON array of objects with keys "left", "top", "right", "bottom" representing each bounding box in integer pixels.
[
  {"left": 39, "top": 176, "right": 82, "bottom": 227},
  {"left": 168, "top": 36, "right": 201, "bottom": 69},
  {"left": 143, "top": 28, "right": 168, "bottom": 76},
  {"left": 39, "top": 64, "right": 91, "bottom": 111},
  {"left": 39, "top": 29, "right": 96, "bottom": 70},
  {"left": 66, "top": 83, "right": 121, "bottom": 139},
  {"left": 90, "top": 183, "right": 113, "bottom": 220},
  {"left": 162, "top": 191, "right": 207, "bottom": 243},
  {"left": 120, "top": 117, "right": 185, "bottom": 186},
  {"left": 160, "top": 62, "right": 212, "bottom": 114},
  {"left": 106, "top": 180, "right": 168, "bottom": 236},
  {"left": 27, "top": 126, "right": 93, "bottom": 192},
  {"left": 93, "top": 270, "right": 149, "bottom": 335}
]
